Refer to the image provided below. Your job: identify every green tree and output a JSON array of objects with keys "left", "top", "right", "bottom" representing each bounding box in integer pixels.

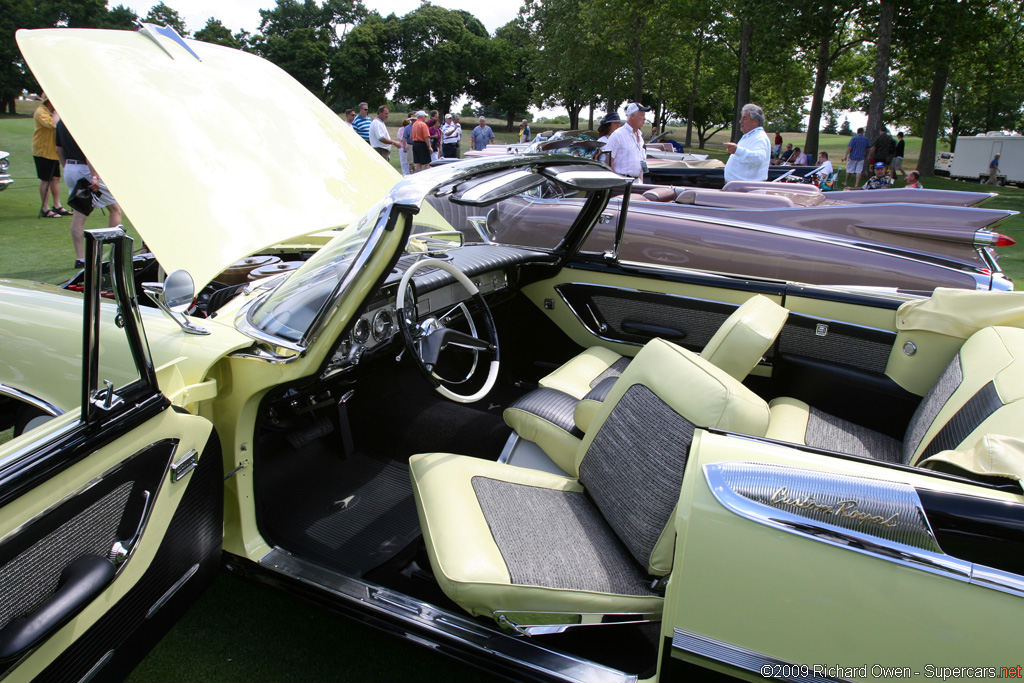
[
  {"left": 521, "top": 0, "right": 611, "bottom": 129},
  {"left": 477, "top": 19, "right": 536, "bottom": 129},
  {"left": 839, "top": 117, "right": 853, "bottom": 135},
  {"left": 395, "top": 4, "right": 489, "bottom": 113},
  {"left": 194, "top": 18, "right": 241, "bottom": 48},
  {"left": 144, "top": 1, "right": 188, "bottom": 35},
  {"left": 328, "top": 11, "right": 398, "bottom": 109},
  {"left": 100, "top": 4, "right": 140, "bottom": 30}
]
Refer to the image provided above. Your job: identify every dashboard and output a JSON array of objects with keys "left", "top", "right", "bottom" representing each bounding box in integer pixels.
[{"left": 323, "top": 245, "right": 546, "bottom": 377}]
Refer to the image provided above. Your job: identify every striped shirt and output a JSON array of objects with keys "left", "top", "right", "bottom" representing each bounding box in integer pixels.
[{"left": 352, "top": 114, "right": 371, "bottom": 142}]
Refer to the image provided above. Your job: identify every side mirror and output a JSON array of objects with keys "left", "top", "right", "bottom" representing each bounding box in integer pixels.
[
  {"left": 163, "top": 269, "right": 195, "bottom": 313},
  {"left": 142, "top": 269, "right": 209, "bottom": 335}
]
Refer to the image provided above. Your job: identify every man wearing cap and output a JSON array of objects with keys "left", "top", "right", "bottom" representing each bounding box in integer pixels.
[
  {"left": 471, "top": 116, "right": 495, "bottom": 151},
  {"left": 352, "top": 102, "right": 371, "bottom": 143},
  {"left": 605, "top": 103, "right": 649, "bottom": 181},
  {"left": 724, "top": 103, "right": 771, "bottom": 183},
  {"left": 410, "top": 111, "right": 433, "bottom": 172},
  {"left": 862, "top": 161, "right": 892, "bottom": 190},
  {"left": 441, "top": 114, "right": 460, "bottom": 158}
]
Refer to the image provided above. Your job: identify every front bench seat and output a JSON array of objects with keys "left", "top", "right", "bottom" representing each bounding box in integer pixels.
[
  {"left": 410, "top": 339, "right": 770, "bottom": 625},
  {"left": 766, "top": 326, "right": 1024, "bottom": 465},
  {"left": 504, "top": 294, "right": 788, "bottom": 474}
]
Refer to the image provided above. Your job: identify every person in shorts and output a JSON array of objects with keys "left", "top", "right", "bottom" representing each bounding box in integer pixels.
[
  {"left": 32, "top": 95, "right": 71, "bottom": 218},
  {"left": 410, "top": 111, "right": 432, "bottom": 172},
  {"left": 55, "top": 119, "right": 122, "bottom": 268},
  {"left": 843, "top": 127, "right": 871, "bottom": 187}
]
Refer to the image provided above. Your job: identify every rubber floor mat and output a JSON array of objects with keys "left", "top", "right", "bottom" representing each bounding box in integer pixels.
[{"left": 261, "top": 450, "right": 421, "bottom": 577}]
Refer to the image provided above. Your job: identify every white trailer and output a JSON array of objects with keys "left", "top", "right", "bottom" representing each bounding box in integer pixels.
[{"left": 950, "top": 132, "right": 1024, "bottom": 185}]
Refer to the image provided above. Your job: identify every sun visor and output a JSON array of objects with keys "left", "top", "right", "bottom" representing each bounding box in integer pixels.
[
  {"left": 539, "top": 165, "right": 632, "bottom": 190},
  {"left": 18, "top": 28, "right": 399, "bottom": 290}
]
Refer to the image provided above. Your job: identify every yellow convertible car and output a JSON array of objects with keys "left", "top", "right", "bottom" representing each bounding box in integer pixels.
[{"left": 2, "top": 27, "right": 1023, "bottom": 683}]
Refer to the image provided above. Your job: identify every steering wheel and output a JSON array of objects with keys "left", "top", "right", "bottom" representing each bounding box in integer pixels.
[{"left": 396, "top": 258, "right": 500, "bottom": 403}]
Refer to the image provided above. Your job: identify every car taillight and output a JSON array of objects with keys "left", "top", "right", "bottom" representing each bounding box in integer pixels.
[{"left": 995, "top": 233, "right": 1016, "bottom": 247}]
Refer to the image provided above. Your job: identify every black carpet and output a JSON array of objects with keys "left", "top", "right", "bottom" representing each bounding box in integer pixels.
[{"left": 259, "top": 444, "right": 421, "bottom": 577}]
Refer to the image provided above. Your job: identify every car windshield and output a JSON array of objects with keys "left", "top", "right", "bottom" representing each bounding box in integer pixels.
[
  {"left": 247, "top": 200, "right": 385, "bottom": 343},
  {"left": 422, "top": 177, "right": 603, "bottom": 251}
]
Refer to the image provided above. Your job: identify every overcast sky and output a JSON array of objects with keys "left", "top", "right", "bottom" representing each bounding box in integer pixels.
[{"left": 121, "top": 0, "right": 523, "bottom": 35}]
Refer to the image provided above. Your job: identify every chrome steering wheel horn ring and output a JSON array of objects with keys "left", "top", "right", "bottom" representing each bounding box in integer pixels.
[{"left": 396, "top": 258, "right": 500, "bottom": 403}]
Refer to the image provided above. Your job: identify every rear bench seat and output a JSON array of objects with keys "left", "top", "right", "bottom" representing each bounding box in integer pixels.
[{"left": 766, "top": 326, "right": 1024, "bottom": 466}]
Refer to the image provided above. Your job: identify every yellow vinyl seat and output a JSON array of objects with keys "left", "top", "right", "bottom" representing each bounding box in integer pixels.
[
  {"left": 410, "top": 339, "right": 771, "bottom": 629},
  {"left": 503, "top": 294, "right": 788, "bottom": 474}
]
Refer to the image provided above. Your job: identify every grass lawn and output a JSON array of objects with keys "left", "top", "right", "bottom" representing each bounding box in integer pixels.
[{"left": 2, "top": 104, "right": 1022, "bottom": 680}]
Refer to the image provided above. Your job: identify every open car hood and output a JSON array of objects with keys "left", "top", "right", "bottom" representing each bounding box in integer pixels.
[{"left": 18, "top": 27, "right": 399, "bottom": 290}]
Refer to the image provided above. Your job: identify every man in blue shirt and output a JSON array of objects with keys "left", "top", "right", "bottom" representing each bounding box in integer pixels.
[
  {"left": 842, "top": 127, "right": 871, "bottom": 187},
  {"left": 352, "top": 102, "right": 371, "bottom": 143},
  {"left": 987, "top": 153, "right": 1001, "bottom": 185}
]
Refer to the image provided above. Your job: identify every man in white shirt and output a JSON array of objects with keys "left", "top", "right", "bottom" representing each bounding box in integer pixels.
[
  {"left": 605, "top": 102, "right": 649, "bottom": 181},
  {"left": 808, "top": 151, "right": 833, "bottom": 182},
  {"left": 369, "top": 105, "right": 399, "bottom": 160},
  {"left": 441, "top": 113, "right": 460, "bottom": 158},
  {"left": 724, "top": 103, "right": 771, "bottom": 182}
]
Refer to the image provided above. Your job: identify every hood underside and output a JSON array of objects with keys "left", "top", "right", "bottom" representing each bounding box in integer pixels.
[{"left": 18, "top": 27, "right": 399, "bottom": 289}]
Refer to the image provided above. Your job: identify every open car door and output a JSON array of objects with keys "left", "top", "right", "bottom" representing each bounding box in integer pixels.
[{"left": 0, "top": 229, "right": 222, "bottom": 682}]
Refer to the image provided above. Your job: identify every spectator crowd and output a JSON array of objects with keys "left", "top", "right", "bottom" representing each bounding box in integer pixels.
[{"left": 343, "top": 101, "right": 502, "bottom": 175}]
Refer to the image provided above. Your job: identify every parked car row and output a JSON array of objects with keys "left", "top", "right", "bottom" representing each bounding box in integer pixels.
[{"left": 2, "top": 26, "right": 1023, "bottom": 683}]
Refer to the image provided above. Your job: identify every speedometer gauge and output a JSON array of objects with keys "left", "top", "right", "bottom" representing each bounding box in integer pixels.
[
  {"left": 352, "top": 317, "right": 370, "bottom": 344},
  {"left": 372, "top": 310, "right": 393, "bottom": 342}
]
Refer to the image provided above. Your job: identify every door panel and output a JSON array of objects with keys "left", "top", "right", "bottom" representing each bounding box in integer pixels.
[
  {"left": 0, "top": 230, "right": 222, "bottom": 681},
  {"left": 0, "top": 410, "right": 219, "bottom": 681},
  {"left": 521, "top": 263, "right": 785, "bottom": 371},
  {"left": 661, "top": 431, "right": 1024, "bottom": 680}
]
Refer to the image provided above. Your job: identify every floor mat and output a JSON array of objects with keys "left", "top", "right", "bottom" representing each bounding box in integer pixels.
[{"left": 260, "top": 447, "right": 421, "bottom": 577}]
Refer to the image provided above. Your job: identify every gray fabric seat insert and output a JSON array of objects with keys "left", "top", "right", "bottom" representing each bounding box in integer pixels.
[{"left": 471, "top": 476, "right": 656, "bottom": 595}]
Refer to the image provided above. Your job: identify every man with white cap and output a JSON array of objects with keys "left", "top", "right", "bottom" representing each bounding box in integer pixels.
[
  {"left": 604, "top": 102, "right": 649, "bottom": 182},
  {"left": 441, "top": 113, "right": 460, "bottom": 158},
  {"left": 410, "top": 110, "right": 433, "bottom": 172},
  {"left": 724, "top": 103, "right": 771, "bottom": 182}
]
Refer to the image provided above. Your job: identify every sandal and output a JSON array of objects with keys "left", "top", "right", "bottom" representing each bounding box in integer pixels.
[
  {"left": 54, "top": 207, "right": 73, "bottom": 216},
  {"left": 41, "top": 209, "right": 62, "bottom": 218}
]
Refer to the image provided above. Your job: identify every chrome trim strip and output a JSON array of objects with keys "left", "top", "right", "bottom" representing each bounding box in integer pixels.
[
  {"left": 258, "top": 548, "right": 635, "bottom": 683},
  {"left": 671, "top": 628, "right": 850, "bottom": 682},
  {"left": 970, "top": 564, "right": 1024, "bottom": 599},
  {"left": 0, "top": 383, "right": 63, "bottom": 417},
  {"left": 703, "top": 462, "right": 973, "bottom": 582},
  {"left": 146, "top": 562, "right": 200, "bottom": 618},
  {"left": 78, "top": 649, "right": 115, "bottom": 683},
  {"left": 0, "top": 420, "right": 81, "bottom": 475}
]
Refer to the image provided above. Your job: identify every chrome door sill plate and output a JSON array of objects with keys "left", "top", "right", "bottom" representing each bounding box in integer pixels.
[{"left": 258, "top": 548, "right": 636, "bottom": 683}]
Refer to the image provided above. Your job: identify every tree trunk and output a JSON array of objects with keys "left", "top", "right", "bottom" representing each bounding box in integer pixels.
[
  {"left": 588, "top": 96, "right": 597, "bottom": 130},
  {"left": 633, "top": 15, "right": 644, "bottom": 103},
  {"left": 732, "top": 19, "right": 753, "bottom": 142},
  {"left": 804, "top": 32, "right": 832, "bottom": 160},
  {"left": 865, "top": 0, "right": 895, "bottom": 141},
  {"left": 2, "top": 94, "right": 15, "bottom": 115},
  {"left": 950, "top": 112, "right": 961, "bottom": 153},
  {"left": 686, "top": 32, "right": 703, "bottom": 148},
  {"left": 918, "top": 62, "right": 949, "bottom": 175},
  {"left": 569, "top": 105, "right": 583, "bottom": 130}
]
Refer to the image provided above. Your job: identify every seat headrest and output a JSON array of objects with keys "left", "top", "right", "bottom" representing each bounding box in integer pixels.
[{"left": 642, "top": 187, "right": 677, "bottom": 202}]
